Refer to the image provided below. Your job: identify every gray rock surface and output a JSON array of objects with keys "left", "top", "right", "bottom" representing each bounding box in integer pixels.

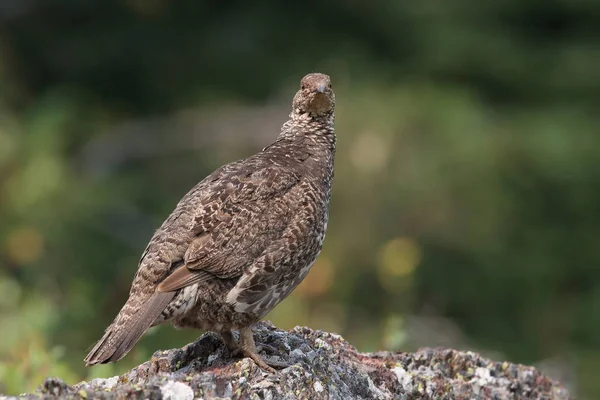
[{"left": 14, "top": 322, "right": 572, "bottom": 399}]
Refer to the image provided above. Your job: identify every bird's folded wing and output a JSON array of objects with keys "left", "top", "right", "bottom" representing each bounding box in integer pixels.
[
  {"left": 157, "top": 165, "right": 301, "bottom": 293},
  {"left": 225, "top": 241, "right": 296, "bottom": 315},
  {"left": 156, "top": 263, "right": 214, "bottom": 292}
]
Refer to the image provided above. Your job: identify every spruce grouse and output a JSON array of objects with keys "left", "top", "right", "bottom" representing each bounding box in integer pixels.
[{"left": 84, "top": 73, "right": 336, "bottom": 372}]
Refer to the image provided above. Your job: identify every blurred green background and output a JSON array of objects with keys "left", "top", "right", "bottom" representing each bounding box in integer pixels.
[{"left": 1, "top": 1, "right": 599, "bottom": 397}]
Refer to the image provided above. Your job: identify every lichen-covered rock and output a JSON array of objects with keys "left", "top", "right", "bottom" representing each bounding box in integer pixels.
[{"left": 14, "top": 322, "right": 571, "bottom": 399}]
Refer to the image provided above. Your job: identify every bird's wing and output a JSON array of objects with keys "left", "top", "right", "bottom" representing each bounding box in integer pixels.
[
  {"left": 224, "top": 176, "right": 320, "bottom": 315},
  {"left": 224, "top": 237, "right": 302, "bottom": 316},
  {"left": 157, "top": 164, "right": 301, "bottom": 293}
]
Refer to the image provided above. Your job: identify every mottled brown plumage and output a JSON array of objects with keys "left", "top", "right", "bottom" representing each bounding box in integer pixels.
[{"left": 84, "top": 73, "right": 336, "bottom": 372}]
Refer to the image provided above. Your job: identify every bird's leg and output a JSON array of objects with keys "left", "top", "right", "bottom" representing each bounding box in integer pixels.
[
  {"left": 220, "top": 331, "right": 242, "bottom": 357},
  {"left": 239, "top": 327, "right": 281, "bottom": 373},
  {"left": 220, "top": 330, "right": 278, "bottom": 360}
]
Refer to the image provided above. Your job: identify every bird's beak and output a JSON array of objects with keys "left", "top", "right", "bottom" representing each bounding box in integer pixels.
[{"left": 316, "top": 83, "right": 326, "bottom": 93}]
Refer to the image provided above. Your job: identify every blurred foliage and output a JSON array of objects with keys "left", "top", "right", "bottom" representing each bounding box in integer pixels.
[{"left": 1, "top": 0, "right": 599, "bottom": 397}]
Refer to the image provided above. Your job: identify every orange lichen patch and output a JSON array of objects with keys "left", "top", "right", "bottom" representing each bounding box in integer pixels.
[{"left": 5, "top": 226, "right": 45, "bottom": 264}]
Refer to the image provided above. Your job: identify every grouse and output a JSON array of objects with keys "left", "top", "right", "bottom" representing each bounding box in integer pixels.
[{"left": 84, "top": 73, "right": 336, "bottom": 372}]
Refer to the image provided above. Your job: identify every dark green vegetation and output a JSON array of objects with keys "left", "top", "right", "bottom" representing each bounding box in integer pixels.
[{"left": 0, "top": 1, "right": 598, "bottom": 397}]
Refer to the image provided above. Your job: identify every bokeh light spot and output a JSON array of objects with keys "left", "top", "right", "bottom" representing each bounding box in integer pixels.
[
  {"left": 377, "top": 237, "right": 421, "bottom": 293},
  {"left": 7, "top": 156, "right": 64, "bottom": 214},
  {"left": 382, "top": 313, "right": 407, "bottom": 351},
  {"left": 296, "top": 257, "right": 334, "bottom": 298},
  {"left": 0, "top": 276, "right": 22, "bottom": 310},
  {"left": 5, "top": 226, "right": 45, "bottom": 265},
  {"left": 350, "top": 131, "right": 389, "bottom": 174},
  {"left": 266, "top": 295, "right": 310, "bottom": 329},
  {"left": 0, "top": 128, "right": 17, "bottom": 165}
]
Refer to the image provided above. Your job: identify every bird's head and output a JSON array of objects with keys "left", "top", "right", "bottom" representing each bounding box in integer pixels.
[{"left": 292, "top": 73, "right": 335, "bottom": 117}]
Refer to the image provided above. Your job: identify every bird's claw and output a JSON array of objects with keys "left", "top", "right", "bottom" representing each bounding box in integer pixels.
[
  {"left": 260, "top": 355, "right": 291, "bottom": 370},
  {"left": 256, "top": 343, "right": 280, "bottom": 356}
]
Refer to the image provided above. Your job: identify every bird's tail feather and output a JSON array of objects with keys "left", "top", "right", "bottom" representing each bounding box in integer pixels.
[{"left": 84, "top": 291, "right": 175, "bottom": 365}]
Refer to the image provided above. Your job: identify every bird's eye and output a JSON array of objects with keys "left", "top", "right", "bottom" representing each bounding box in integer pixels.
[
  {"left": 328, "top": 83, "right": 332, "bottom": 88},
  {"left": 301, "top": 84, "right": 306, "bottom": 89}
]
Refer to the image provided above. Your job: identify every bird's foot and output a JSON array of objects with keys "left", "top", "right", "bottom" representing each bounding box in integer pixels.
[
  {"left": 255, "top": 343, "right": 291, "bottom": 369},
  {"left": 258, "top": 354, "right": 291, "bottom": 370},
  {"left": 242, "top": 349, "right": 278, "bottom": 374},
  {"left": 225, "top": 343, "right": 289, "bottom": 371},
  {"left": 256, "top": 343, "right": 280, "bottom": 356},
  {"left": 232, "top": 327, "right": 291, "bottom": 373}
]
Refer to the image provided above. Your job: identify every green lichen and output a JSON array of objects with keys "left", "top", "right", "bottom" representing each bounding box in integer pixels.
[{"left": 26, "top": 323, "right": 571, "bottom": 400}]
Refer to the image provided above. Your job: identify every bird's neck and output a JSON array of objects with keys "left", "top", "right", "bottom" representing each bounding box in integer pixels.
[
  {"left": 262, "top": 112, "right": 335, "bottom": 184},
  {"left": 277, "top": 111, "right": 336, "bottom": 154}
]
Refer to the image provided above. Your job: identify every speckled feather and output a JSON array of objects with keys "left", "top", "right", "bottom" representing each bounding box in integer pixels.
[{"left": 84, "top": 73, "right": 336, "bottom": 366}]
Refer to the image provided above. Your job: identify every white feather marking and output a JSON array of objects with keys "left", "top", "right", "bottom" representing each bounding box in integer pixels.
[{"left": 226, "top": 256, "right": 319, "bottom": 314}]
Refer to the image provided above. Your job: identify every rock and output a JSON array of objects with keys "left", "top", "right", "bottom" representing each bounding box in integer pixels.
[{"left": 16, "top": 322, "right": 571, "bottom": 399}]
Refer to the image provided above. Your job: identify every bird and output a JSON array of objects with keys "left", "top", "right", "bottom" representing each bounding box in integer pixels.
[{"left": 84, "top": 73, "right": 336, "bottom": 373}]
